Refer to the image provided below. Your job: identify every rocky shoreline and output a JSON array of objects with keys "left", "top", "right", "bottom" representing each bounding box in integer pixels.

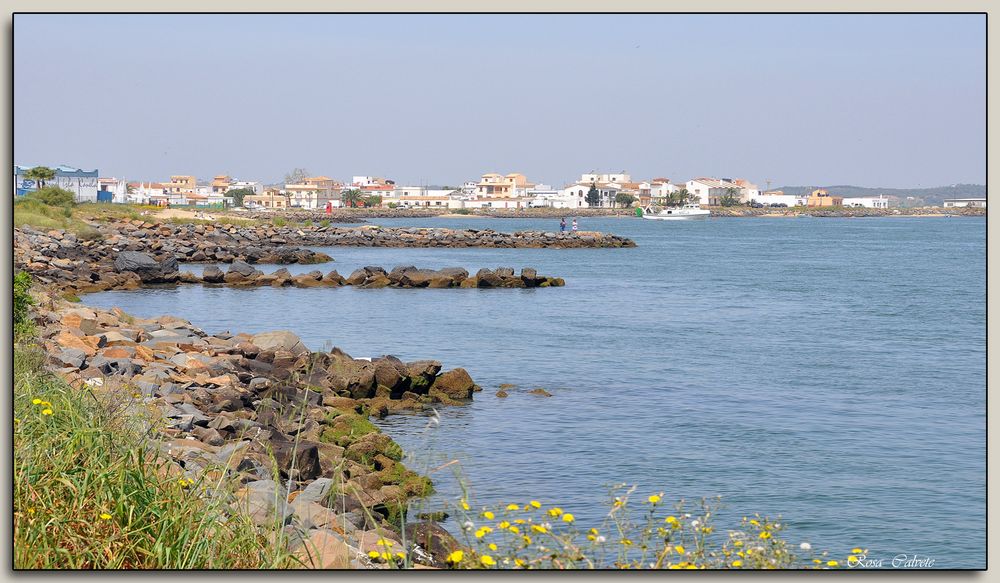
[
  {"left": 30, "top": 289, "right": 473, "bottom": 568},
  {"left": 13, "top": 219, "right": 589, "bottom": 568}
]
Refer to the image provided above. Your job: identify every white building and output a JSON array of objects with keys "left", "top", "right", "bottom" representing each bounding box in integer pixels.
[
  {"left": 386, "top": 187, "right": 461, "bottom": 208},
  {"left": 643, "top": 181, "right": 680, "bottom": 203},
  {"left": 228, "top": 180, "right": 262, "bottom": 194},
  {"left": 98, "top": 177, "right": 129, "bottom": 203},
  {"left": 558, "top": 182, "right": 623, "bottom": 208},
  {"left": 686, "top": 178, "right": 741, "bottom": 206},
  {"left": 579, "top": 171, "right": 631, "bottom": 185},
  {"left": 843, "top": 194, "right": 891, "bottom": 209},
  {"left": 285, "top": 183, "right": 340, "bottom": 210},
  {"left": 943, "top": 198, "right": 986, "bottom": 208},
  {"left": 15, "top": 165, "right": 100, "bottom": 203},
  {"left": 749, "top": 190, "right": 808, "bottom": 207}
]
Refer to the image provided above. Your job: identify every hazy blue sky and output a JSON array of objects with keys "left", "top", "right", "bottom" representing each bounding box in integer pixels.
[{"left": 15, "top": 14, "right": 985, "bottom": 188}]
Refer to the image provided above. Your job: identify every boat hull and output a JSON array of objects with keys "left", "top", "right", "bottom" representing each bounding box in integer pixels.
[{"left": 642, "top": 212, "right": 710, "bottom": 220}]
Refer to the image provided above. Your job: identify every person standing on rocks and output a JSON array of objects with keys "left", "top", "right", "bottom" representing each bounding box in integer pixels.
[
  {"left": 560, "top": 217, "right": 567, "bottom": 232},
  {"left": 572, "top": 218, "right": 578, "bottom": 233}
]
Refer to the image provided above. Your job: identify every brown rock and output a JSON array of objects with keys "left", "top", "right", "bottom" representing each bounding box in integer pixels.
[
  {"left": 294, "top": 530, "right": 351, "bottom": 569},
  {"left": 429, "top": 368, "right": 478, "bottom": 400}
]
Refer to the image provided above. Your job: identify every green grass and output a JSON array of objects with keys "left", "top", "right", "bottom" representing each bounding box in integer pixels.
[
  {"left": 14, "top": 198, "right": 104, "bottom": 240},
  {"left": 13, "top": 340, "right": 295, "bottom": 569}
]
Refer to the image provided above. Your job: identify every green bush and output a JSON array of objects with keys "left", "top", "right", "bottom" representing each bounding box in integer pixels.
[
  {"left": 272, "top": 217, "right": 287, "bottom": 227},
  {"left": 14, "top": 271, "right": 34, "bottom": 339},
  {"left": 13, "top": 341, "right": 295, "bottom": 569},
  {"left": 26, "top": 186, "right": 76, "bottom": 208}
]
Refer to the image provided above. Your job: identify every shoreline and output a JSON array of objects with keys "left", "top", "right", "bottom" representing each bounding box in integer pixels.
[
  {"left": 221, "top": 206, "right": 985, "bottom": 221},
  {"left": 13, "top": 216, "right": 600, "bottom": 568}
]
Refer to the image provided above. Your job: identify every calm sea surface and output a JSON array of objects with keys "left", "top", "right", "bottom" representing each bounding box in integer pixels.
[{"left": 84, "top": 216, "right": 986, "bottom": 567}]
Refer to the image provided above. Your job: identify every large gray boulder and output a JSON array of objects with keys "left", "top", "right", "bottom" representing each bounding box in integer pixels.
[
  {"left": 251, "top": 331, "right": 309, "bottom": 357},
  {"left": 114, "top": 251, "right": 179, "bottom": 283},
  {"left": 202, "top": 265, "right": 224, "bottom": 283}
]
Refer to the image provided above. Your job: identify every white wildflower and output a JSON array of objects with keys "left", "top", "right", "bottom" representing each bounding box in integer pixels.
[{"left": 800, "top": 542, "right": 812, "bottom": 551}]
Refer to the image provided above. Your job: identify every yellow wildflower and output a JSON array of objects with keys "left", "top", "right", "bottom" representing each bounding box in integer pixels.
[
  {"left": 446, "top": 550, "right": 464, "bottom": 564},
  {"left": 99, "top": 513, "right": 112, "bottom": 520},
  {"left": 675, "top": 545, "right": 685, "bottom": 554},
  {"left": 377, "top": 538, "right": 394, "bottom": 547},
  {"left": 368, "top": 551, "right": 381, "bottom": 559},
  {"left": 529, "top": 500, "right": 541, "bottom": 509},
  {"left": 733, "top": 540, "right": 743, "bottom": 547},
  {"left": 848, "top": 555, "right": 857, "bottom": 562},
  {"left": 522, "top": 535, "right": 532, "bottom": 545},
  {"left": 482, "top": 511, "right": 495, "bottom": 520},
  {"left": 759, "top": 531, "right": 772, "bottom": 540},
  {"left": 665, "top": 515, "right": 679, "bottom": 526},
  {"left": 702, "top": 527, "right": 714, "bottom": 534},
  {"left": 852, "top": 548, "right": 863, "bottom": 554},
  {"left": 749, "top": 519, "right": 760, "bottom": 526},
  {"left": 498, "top": 520, "right": 510, "bottom": 529},
  {"left": 488, "top": 543, "right": 497, "bottom": 551},
  {"left": 547, "top": 507, "right": 563, "bottom": 517},
  {"left": 732, "top": 560, "right": 743, "bottom": 567},
  {"left": 514, "top": 558, "right": 526, "bottom": 568},
  {"left": 513, "top": 518, "right": 526, "bottom": 524},
  {"left": 480, "top": 555, "right": 496, "bottom": 567},
  {"left": 648, "top": 494, "right": 662, "bottom": 504},
  {"left": 621, "top": 539, "right": 633, "bottom": 546},
  {"left": 508, "top": 526, "right": 520, "bottom": 534},
  {"left": 32, "top": 398, "right": 41, "bottom": 405},
  {"left": 531, "top": 524, "right": 547, "bottom": 534},
  {"left": 827, "top": 560, "right": 839, "bottom": 567},
  {"left": 41, "top": 409, "right": 53, "bottom": 416},
  {"left": 562, "top": 513, "right": 575, "bottom": 523},
  {"left": 461, "top": 500, "right": 470, "bottom": 511},
  {"left": 506, "top": 503, "right": 520, "bottom": 511}
]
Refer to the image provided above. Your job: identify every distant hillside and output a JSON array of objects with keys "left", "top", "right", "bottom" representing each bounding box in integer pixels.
[{"left": 772, "top": 184, "right": 985, "bottom": 206}]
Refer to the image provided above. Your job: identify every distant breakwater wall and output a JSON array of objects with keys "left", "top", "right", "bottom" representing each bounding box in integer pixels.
[{"left": 14, "top": 226, "right": 569, "bottom": 295}]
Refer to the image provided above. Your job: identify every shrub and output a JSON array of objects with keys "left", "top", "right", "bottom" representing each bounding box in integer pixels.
[
  {"left": 14, "top": 271, "right": 34, "bottom": 339},
  {"left": 320, "top": 219, "right": 330, "bottom": 227},
  {"left": 428, "top": 487, "right": 860, "bottom": 570},
  {"left": 26, "top": 186, "right": 76, "bottom": 208},
  {"left": 13, "top": 341, "right": 295, "bottom": 568},
  {"left": 273, "top": 217, "right": 287, "bottom": 227}
]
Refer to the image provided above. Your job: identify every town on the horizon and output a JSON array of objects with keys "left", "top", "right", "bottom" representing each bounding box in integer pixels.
[{"left": 13, "top": 164, "right": 988, "bottom": 211}]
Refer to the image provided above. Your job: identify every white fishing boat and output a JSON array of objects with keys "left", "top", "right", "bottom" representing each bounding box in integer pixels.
[{"left": 641, "top": 204, "right": 711, "bottom": 220}]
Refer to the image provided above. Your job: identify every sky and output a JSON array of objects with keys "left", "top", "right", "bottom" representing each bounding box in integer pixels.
[{"left": 14, "top": 14, "right": 986, "bottom": 188}]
